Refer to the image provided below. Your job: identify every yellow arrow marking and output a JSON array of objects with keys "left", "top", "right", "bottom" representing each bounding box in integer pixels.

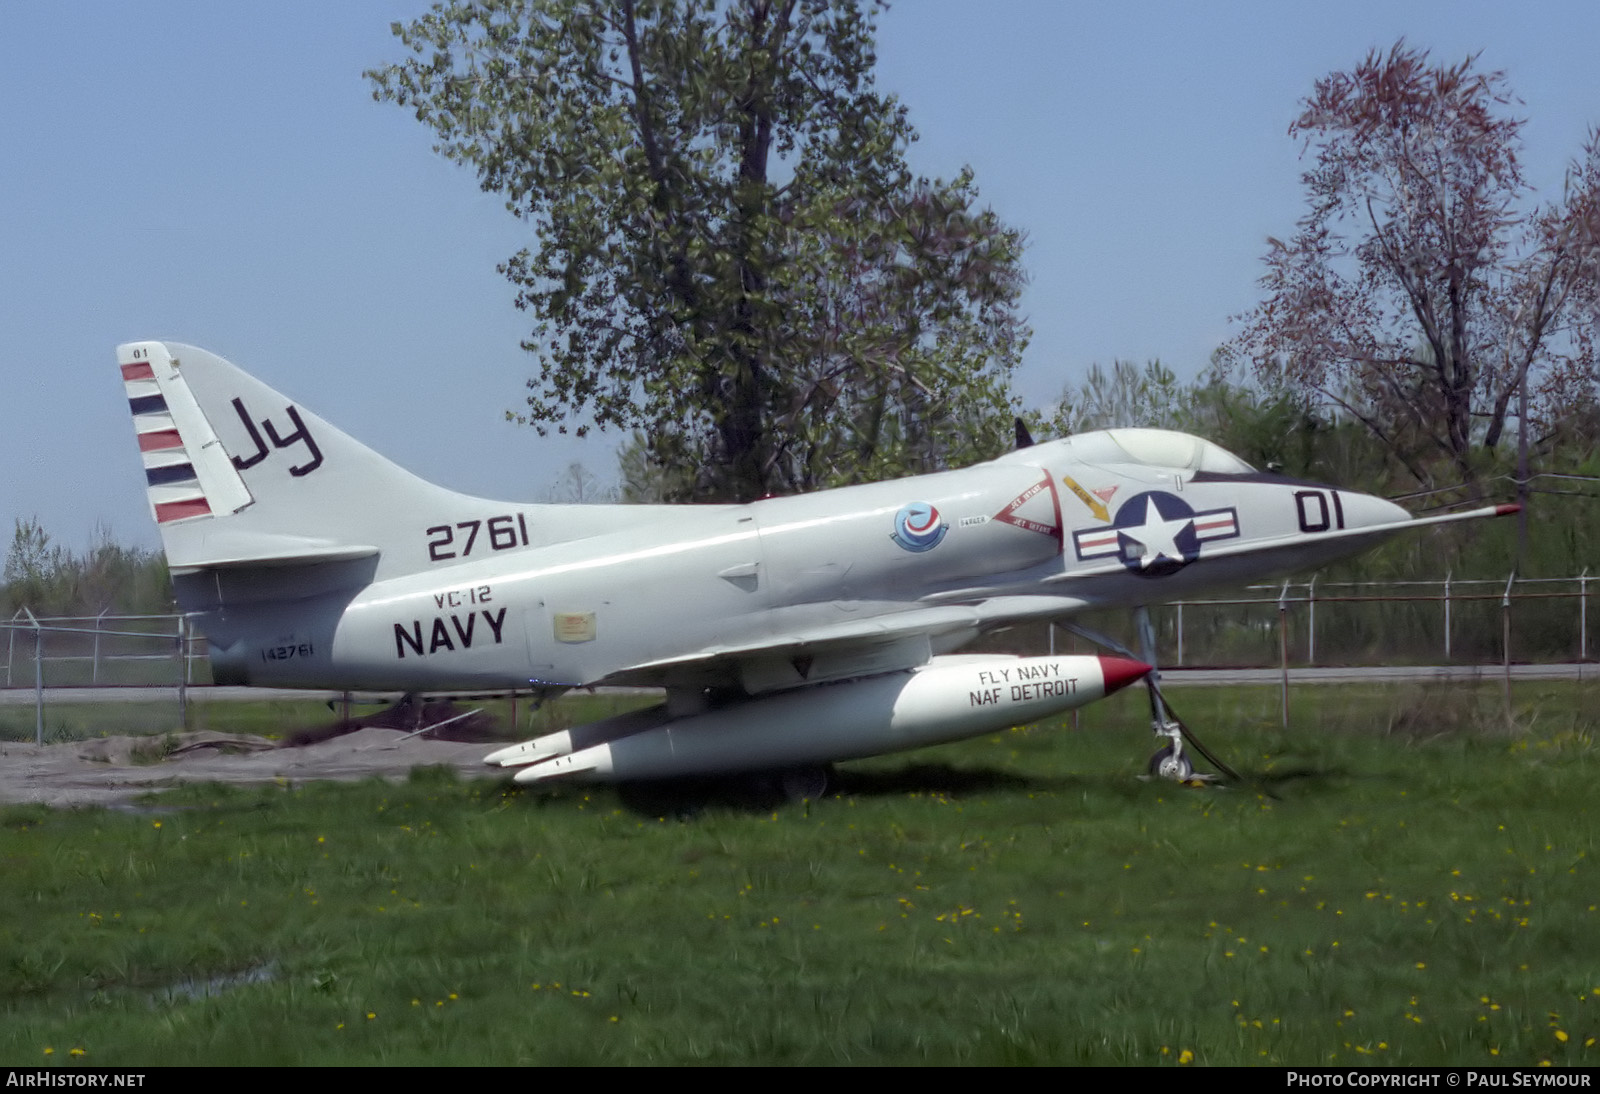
[{"left": 1061, "top": 475, "right": 1110, "bottom": 523}]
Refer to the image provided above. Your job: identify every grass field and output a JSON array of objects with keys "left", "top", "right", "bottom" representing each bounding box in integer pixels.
[{"left": 1, "top": 681, "right": 1596, "bottom": 1066}]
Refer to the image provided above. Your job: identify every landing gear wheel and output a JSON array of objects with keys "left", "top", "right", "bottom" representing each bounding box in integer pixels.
[
  {"left": 1149, "top": 745, "right": 1193, "bottom": 781},
  {"left": 779, "top": 766, "right": 832, "bottom": 803}
]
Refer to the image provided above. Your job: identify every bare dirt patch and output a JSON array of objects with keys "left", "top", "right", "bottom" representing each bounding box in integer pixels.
[{"left": 0, "top": 724, "right": 502, "bottom": 808}]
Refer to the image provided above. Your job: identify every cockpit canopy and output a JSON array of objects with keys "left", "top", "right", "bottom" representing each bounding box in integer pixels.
[{"left": 997, "top": 428, "right": 1256, "bottom": 474}]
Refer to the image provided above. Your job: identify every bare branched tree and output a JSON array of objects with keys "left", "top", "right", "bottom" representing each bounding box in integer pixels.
[{"left": 1234, "top": 42, "right": 1600, "bottom": 488}]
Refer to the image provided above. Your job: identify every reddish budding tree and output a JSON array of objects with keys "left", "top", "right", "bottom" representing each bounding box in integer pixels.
[{"left": 1234, "top": 41, "right": 1600, "bottom": 488}]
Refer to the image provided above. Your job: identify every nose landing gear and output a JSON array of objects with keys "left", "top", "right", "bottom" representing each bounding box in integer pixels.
[
  {"left": 1064, "top": 611, "right": 1240, "bottom": 785},
  {"left": 1148, "top": 727, "right": 1193, "bottom": 781}
]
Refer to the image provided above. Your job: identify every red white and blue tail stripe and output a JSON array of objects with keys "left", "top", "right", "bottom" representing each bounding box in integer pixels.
[{"left": 119, "top": 342, "right": 253, "bottom": 525}]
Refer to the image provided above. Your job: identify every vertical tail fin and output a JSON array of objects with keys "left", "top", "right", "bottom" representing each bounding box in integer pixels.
[{"left": 117, "top": 341, "right": 469, "bottom": 576}]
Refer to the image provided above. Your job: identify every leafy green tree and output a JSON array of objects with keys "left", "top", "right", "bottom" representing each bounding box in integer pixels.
[
  {"left": 2, "top": 517, "right": 64, "bottom": 615},
  {"left": 617, "top": 431, "right": 697, "bottom": 502},
  {"left": 542, "top": 460, "right": 619, "bottom": 503},
  {"left": 3, "top": 519, "right": 170, "bottom": 617},
  {"left": 1046, "top": 356, "right": 1359, "bottom": 484},
  {"left": 75, "top": 526, "right": 171, "bottom": 615},
  {"left": 370, "top": 0, "right": 1028, "bottom": 500},
  {"left": 1048, "top": 359, "right": 1187, "bottom": 435}
]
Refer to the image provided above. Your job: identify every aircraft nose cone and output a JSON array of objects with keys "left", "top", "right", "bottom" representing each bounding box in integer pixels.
[{"left": 1338, "top": 490, "right": 1411, "bottom": 529}]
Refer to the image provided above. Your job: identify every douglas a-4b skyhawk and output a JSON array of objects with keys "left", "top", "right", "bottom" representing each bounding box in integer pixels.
[{"left": 118, "top": 342, "right": 1514, "bottom": 786}]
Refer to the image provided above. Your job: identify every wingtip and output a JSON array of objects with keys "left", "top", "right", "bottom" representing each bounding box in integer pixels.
[{"left": 1494, "top": 503, "right": 1521, "bottom": 516}]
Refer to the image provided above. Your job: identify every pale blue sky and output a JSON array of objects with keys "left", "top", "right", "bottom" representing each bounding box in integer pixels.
[{"left": 4, "top": 1, "right": 1598, "bottom": 551}]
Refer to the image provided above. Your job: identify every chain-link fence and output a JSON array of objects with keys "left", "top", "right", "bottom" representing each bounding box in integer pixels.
[
  {"left": 5, "top": 574, "right": 1592, "bottom": 690},
  {"left": 2, "top": 610, "right": 207, "bottom": 744},
  {"left": 4, "top": 574, "right": 1592, "bottom": 741},
  {"left": 950, "top": 573, "right": 1594, "bottom": 669},
  {"left": 1157, "top": 573, "right": 1591, "bottom": 668},
  {"left": 4, "top": 610, "right": 205, "bottom": 688}
]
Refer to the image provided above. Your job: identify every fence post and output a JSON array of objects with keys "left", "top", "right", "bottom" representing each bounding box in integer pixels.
[
  {"left": 1580, "top": 569, "right": 1589, "bottom": 662},
  {"left": 93, "top": 609, "right": 106, "bottom": 685},
  {"left": 1174, "top": 602, "right": 1184, "bottom": 666},
  {"left": 1502, "top": 570, "right": 1516, "bottom": 717},
  {"left": 27, "top": 609, "right": 44, "bottom": 745},
  {"left": 1443, "top": 571, "right": 1452, "bottom": 662},
  {"left": 1307, "top": 576, "right": 1317, "bottom": 666},
  {"left": 1278, "top": 580, "right": 1290, "bottom": 729},
  {"left": 175, "top": 616, "right": 188, "bottom": 729}
]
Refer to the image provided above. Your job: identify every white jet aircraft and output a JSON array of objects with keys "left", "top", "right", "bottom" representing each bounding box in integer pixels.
[{"left": 118, "top": 342, "right": 1514, "bottom": 785}]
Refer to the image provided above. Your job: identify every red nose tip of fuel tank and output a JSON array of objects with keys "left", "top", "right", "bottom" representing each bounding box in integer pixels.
[{"left": 1098, "top": 656, "right": 1153, "bottom": 694}]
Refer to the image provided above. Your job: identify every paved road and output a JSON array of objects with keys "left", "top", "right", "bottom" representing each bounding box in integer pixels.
[{"left": 0, "top": 686, "right": 404, "bottom": 705}]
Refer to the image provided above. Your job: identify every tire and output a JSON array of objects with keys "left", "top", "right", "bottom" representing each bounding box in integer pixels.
[
  {"left": 779, "top": 766, "right": 831, "bottom": 802},
  {"left": 1149, "top": 745, "right": 1193, "bottom": 780}
]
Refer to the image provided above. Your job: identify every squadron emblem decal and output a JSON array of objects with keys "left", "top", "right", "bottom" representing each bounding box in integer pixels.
[
  {"left": 1073, "top": 491, "right": 1240, "bottom": 576},
  {"left": 890, "top": 502, "right": 949, "bottom": 553}
]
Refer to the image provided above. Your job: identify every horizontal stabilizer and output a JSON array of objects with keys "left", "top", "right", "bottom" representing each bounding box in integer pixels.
[{"left": 166, "top": 531, "right": 379, "bottom": 572}]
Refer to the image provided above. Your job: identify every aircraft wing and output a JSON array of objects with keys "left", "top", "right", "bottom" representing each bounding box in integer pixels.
[{"left": 604, "top": 594, "right": 1090, "bottom": 695}]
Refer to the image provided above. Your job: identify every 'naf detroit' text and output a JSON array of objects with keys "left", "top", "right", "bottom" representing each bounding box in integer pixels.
[{"left": 969, "top": 677, "right": 1080, "bottom": 707}]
